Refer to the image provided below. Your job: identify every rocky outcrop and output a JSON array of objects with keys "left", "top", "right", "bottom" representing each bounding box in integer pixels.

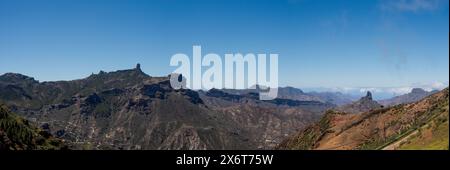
[{"left": 335, "top": 91, "right": 383, "bottom": 114}]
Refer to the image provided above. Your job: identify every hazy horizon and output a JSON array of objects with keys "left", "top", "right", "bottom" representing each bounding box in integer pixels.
[
  {"left": 1, "top": 0, "right": 448, "bottom": 94},
  {"left": 0, "top": 62, "right": 445, "bottom": 100}
]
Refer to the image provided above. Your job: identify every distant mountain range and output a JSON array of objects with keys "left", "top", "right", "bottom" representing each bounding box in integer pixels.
[
  {"left": 221, "top": 86, "right": 356, "bottom": 106},
  {"left": 378, "top": 88, "right": 439, "bottom": 107},
  {"left": 0, "top": 65, "right": 447, "bottom": 150}
]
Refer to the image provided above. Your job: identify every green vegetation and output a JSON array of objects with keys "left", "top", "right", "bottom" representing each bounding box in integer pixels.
[
  {"left": 0, "top": 104, "right": 66, "bottom": 150},
  {"left": 359, "top": 126, "right": 415, "bottom": 150},
  {"left": 361, "top": 89, "right": 449, "bottom": 150},
  {"left": 398, "top": 113, "right": 449, "bottom": 150}
]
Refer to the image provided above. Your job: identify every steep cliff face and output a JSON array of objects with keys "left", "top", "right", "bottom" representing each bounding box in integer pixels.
[{"left": 277, "top": 88, "right": 449, "bottom": 150}]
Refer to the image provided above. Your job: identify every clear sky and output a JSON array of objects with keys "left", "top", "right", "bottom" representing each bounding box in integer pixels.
[{"left": 0, "top": 0, "right": 448, "bottom": 92}]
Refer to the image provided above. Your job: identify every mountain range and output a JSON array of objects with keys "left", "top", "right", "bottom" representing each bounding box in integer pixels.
[
  {"left": 221, "top": 85, "right": 356, "bottom": 106},
  {"left": 0, "top": 65, "right": 333, "bottom": 149},
  {"left": 0, "top": 65, "right": 447, "bottom": 150}
]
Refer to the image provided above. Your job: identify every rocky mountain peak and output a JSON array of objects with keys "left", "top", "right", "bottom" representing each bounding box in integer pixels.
[
  {"left": 0, "top": 73, "right": 37, "bottom": 83},
  {"left": 363, "top": 91, "right": 373, "bottom": 101},
  {"left": 136, "top": 63, "right": 141, "bottom": 71},
  {"left": 411, "top": 88, "right": 426, "bottom": 94},
  {"left": 335, "top": 91, "right": 382, "bottom": 114}
]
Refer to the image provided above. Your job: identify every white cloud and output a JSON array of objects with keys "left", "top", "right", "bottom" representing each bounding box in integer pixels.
[
  {"left": 359, "top": 87, "right": 384, "bottom": 93},
  {"left": 385, "top": 87, "right": 413, "bottom": 95},
  {"left": 381, "top": 0, "right": 444, "bottom": 12},
  {"left": 430, "top": 81, "right": 447, "bottom": 89},
  {"left": 356, "top": 87, "right": 411, "bottom": 95},
  {"left": 412, "top": 81, "right": 448, "bottom": 91},
  {"left": 327, "top": 87, "right": 358, "bottom": 93},
  {"left": 358, "top": 82, "right": 448, "bottom": 95}
]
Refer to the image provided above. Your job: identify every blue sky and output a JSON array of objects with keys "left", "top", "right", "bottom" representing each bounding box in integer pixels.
[{"left": 0, "top": 0, "right": 448, "bottom": 95}]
